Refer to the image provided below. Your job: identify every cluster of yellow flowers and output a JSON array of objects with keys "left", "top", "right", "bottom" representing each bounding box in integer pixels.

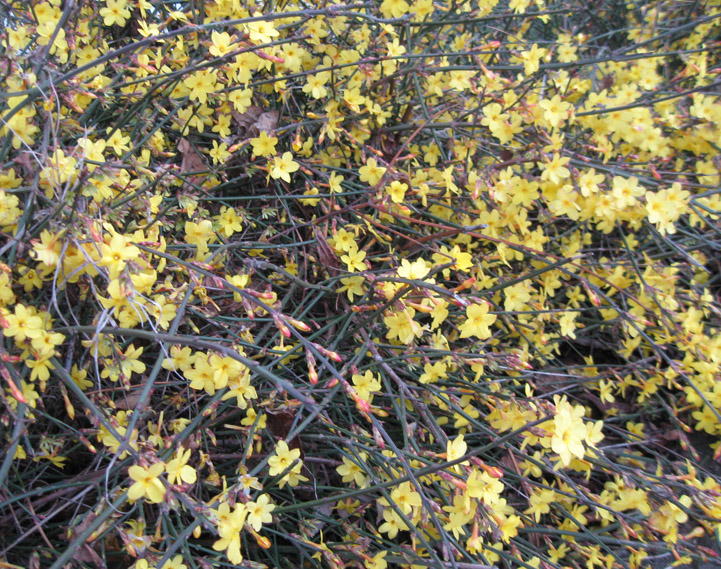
[{"left": 2, "top": 0, "right": 721, "bottom": 568}]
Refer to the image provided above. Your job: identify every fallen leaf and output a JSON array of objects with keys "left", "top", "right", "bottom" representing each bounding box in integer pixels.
[
  {"left": 114, "top": 391, "right": 145, "bottom": 411},
  {"left": 232, "top": 105, "right": 279, "bottom": 138},
  {"left": 314, "top": 227, "right": 340, "bottom": 276},
  {"left": 178, "top": 138, "right": 207, "bottom": 189},
  {"left": 251, "top": 110, "right": 279, "bottom": 137},
  {"left": 266, "top": 409, "right": 302, "bottom": 455},
  {"left": 232, "top": 105, "right": 263, "bottom": 136}
]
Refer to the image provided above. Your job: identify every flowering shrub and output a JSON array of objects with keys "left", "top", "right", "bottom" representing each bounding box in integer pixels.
[{"left": 1, "top": 0, "right": 721, "bottom": 568}]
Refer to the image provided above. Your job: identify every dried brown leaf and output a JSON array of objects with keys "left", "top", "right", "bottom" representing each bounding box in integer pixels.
[
  {"left": 178, "top": 138, "right": 207, "bottom": 189},
  {"left": 232, "top": 105, "right": 263, "bottom": 136},
  {"left": 114, "top": 391, "right": 145, "bottom": 411},
  {"left": 251, "top": 110, "right": 280, "bottom": 136},
  {"left": 232, "top": 106, "right": 279, "bottom": 138},
  {"left": 314, "top": 227, "right": 340, "bottom": 276}
]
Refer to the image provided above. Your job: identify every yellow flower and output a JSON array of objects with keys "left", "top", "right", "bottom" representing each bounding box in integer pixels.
[
  {"left": 341, "top": 87, "right": 364, "bottom": 112},
  {"left": 26, "top": 355, "right": 55, "bottom": 384},
  {"left": 78, "top": 137, "right": 106, "bottom": 171},
  {"left": 71, "top": 364, "right": 93, "bottom": 390},
  {"left": 270, "top": 440, "right": 301, "bottom": 476},
  {"left": 524, "top": 488, "right": 556, "bottom": 521},
  {"left": 128, "top": 462, "right": 166, "bottom": 503},
  {"left": 241, "top": 407, "right": 267, "bottom": 429},
  {"left": 184, "top": 219, "right": 215, "bottom": 247},
  {"left": 3, "top": 303, "right": 44, "bottom": 342},
  {"left": 649, "top": 495, "right": 692, "bottom": 542},
  {"left": 337, "top": 452, "right": 369, "bottom": 486},
  {"left": 209, "top": 31, "right": 234, "bottom": 57},
  {"left": 432, "top": 244, "right": 473, "bottom": 274},
  {"left": 31, "top": 230, "right": 63, "bottom": 267},
  {"left": 245, "top": 13, "right": 279, "bottom": 44},
  {"left": 331, "top": 228, "right": 357, "bottom": 252},
  {"left": 646, "top": 183, "right": 689, "bottom": 235},
  {"left": 213, "top": 502, "right": 247, "bottom": 564},
  {"left": 458, "top": 302, "right": 496, "bottom": 340},
  {"left": 380, "top": 0, "right": 410, "bottom": 18},
  {"left": 98, "top": 279, "right": 131, "bottom": 312},
  {"left": 45, "top": 148, "right": 78, "bottom": 191},
  {"left": 337, "top": 275, "right": 366, "bottom": 301},
  {"left": 539, "top": 95, "right": 572, "bottom": 128},
  {"left": 100, "top": 0, "right": 132, "bottom": 27},
  {"left": 159, "top": 555, "right": 187, "bottom": 569},
  {"left": 100, "top": 344, "right": 147, "bottom": 383},
  {"left": 99, "top": 233, "right": 140, "bottom": 278},
  {"left": 548, "top": 542, "right": 570, "bottom": 563},
  {"left": 0, "top": 189, "right": 21, "bottom": 229},
  {"left": 503, "top": 282, "right": 532, "bottom": 312},
  {"left": 165, "top": 448, "right": 197, "bottom": 485},
  {"left": 549, "top": 186, "right": 581, "bottom": 220},
  {"left": 396, "top": 258, "right": 430, "bottom": 280},
  {"left": 351, "top": 370, "right": 382, "bottom": 401},
  {"left": 446, "top": 434, "right": 468, "bottom": 470},
  {"left": 245, "top": 494, "right": 275, "bottom": 531},
  {"left": 302, "top": 72, "right": 330, "bottom": 99},
  {"left": 386, "top": 180, "right": 408, "bottom": 203},
  {"left": 216, "top": 206, "right": 243, "bottom": 237},
  {"left": 384, "top": 307, "right": 423, "bottom": 345},
  {"left": 539, "top": 153, "right": 571, "bottom": 185},
  {"left": 229, "top": 88, "right": 252, "bottom": 112},
  {"left": 270, "top": 152, "right": 300, "bottom": 183},
  {"left": 442, "top": 494, "right": 475, "bottom": 539},
  {"left": 250, "top": 131, "right": 278, "bottom": 158},
  {"left": 328, "top": 171, "right": 344, "bottom": 194},
  {"left": 559, "top": 311, "right": 579, "bottom": 339},
  {"left": 498, "top": 513, "right": 522, "bottom": 542},
  {"left": 612, "top": 175, "right": 644, "bottom": 209},
  {"left": 419, "top": 361, "right": 447, "bottom": 384},
  {"left": 6, "top": 26, "right": 30, "bottom": 52},
  {"left": 208, "top": 141, "right": 231, "bottom": 165},
  {"left": 466, "top": 468, "right": 504, "bottom": 504},
  {"left": 18, "top": 267, "right": 42, "bottom": 292},
  {"left": 378, "top": 508, "right": 407, "bottom": 538},
  {"left": 518, "top": 43, "right": 547, "bottom": 75},
  {"left": 340, "top": 247, "right": 368, "bottom": 272},
  {"left": 390, "top": 481, "right": 422, "bottom": 515},
  {"left": 358, "top": 158, "right": 387, "bottom": 186},
  {"left": 300, "top": 187, "right": 320, "bottom": 206},
  {"left": 551, "top": 397, "right": 587, "bottom": 467},
  {"left": 184, "top": 69, "right": 218, "bottom": 104},
  {"left": 185, "top": 356, "right": 216, "bottom": 394},
  {"left": 210, "top": 354, "right": 243, "bottom": 389},
  {"left": 137, "top": 19, "right": 160, "bottom": 38},
  {"left": 267, "top": 440, "right": 307, "bottom": 487},
  {"left": 7, "top": 381, "right": 40, "bottom": 410},
  {"left": 365, "top": 551, "right": 387, "bottom": 569}
]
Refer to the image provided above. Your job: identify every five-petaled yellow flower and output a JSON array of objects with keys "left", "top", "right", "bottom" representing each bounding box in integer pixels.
[
  {"left": 100, "top": 0, "right": 132, "bottom": 27},
  {"left": 358, "top": 158, "right": 387, "bottom": 186},
  {"left": 267, "top": 440, "right": 300, "bottom": 477},
  {"left": 458, "top": 302, "right": 496, "bottom": 339},
  {"left": 270, "top": 152, "right": 300, "bottom": 183},
  {"left": 128, "top": 462, "right": 166, "bottom": 503},
  {"left": 165, "top": 448, "right": 197, "bottom": 485}
]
